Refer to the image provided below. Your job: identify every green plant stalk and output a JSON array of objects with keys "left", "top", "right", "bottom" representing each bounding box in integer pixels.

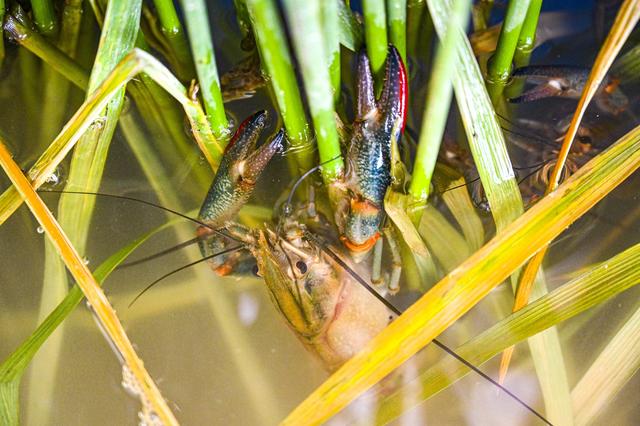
[
  {"left": 180, "top": 0, "right": 229, "bottom": 140},
  {"left": 517, "top": 0, "right": 542, "bottom": 51},
  {"left": 282, "top": 0, "right": 344, "bottom": 182},
  {"left": 0, "top": 49, "right": 221, "bottom": 226},
  {"left": 30, "top": 0, "right": 58, "bottom": 36},
  {"left": 572, "top": 302, "right": 640, "bottom": 426},
  {"left": 612, "top": 42, "right": 640, "bottom": 83},
  {"left": 246, "top": 0, "right": 312, "bottom": 170},
  {"left": 337, "top": 0, "right": 364, "bottom": 51},
  {"left": 407, "top": 0, "right": 426, "bottom": 59},
  {"left": 4, "top": 13, "right": 89, "bottom": 89},
  {"left": 362, "top": 0, "right": 388, "bottom": 78},
  {"left": 387, "top": 0, "right": 407, "bottom": 62},
  {"left": 487, "top": 0, "right": 532, "bottom": 82},
  {"left": 321, "top": 0, "right": 341, "bottom": 104},
  {"left": 375, "top": 241, "right": 640, "bottom": 424},
  {"left": 408, "top": 0, "right": 470, "bottom": 211},
  {"left": 152, "top": 0, "right": 195, "bottom": 81},
  {"left": 233, "top": 0, "right": 253, "bottom": 47}
]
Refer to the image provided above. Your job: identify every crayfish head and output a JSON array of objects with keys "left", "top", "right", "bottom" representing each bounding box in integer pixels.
[{"left": 253, "top": 228, "right": 343, "bottom": 340}]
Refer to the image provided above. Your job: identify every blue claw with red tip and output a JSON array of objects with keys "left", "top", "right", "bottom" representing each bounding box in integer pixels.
[
  {"left": 197, "top": 110, "right": 284, "bottom": 273},
  {"left": 338, "top": 44, "right": 408, "bottom": 253},
  {"left": 509, "top": 65, "right": 628, "bottom": 114}
]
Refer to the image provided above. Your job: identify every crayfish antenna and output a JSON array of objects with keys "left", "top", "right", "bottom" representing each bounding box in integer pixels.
[{"left": 128, "top": 245, "right": 244, "bottom": 307}]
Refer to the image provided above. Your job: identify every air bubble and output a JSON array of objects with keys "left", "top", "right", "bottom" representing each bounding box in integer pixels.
[
  {"left": 82, "top": 257, "right": 90, "bottom": 265},
  {"left": 36, "top": 226, "right": 44, "bottom": 234}
]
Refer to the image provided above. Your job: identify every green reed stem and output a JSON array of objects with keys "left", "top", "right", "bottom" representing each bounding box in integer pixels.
[
  {"left": 408, "top": 0, "right": 470, "bottom": 212},
  {"left": 3, "top": 12, "right": 89, "bottom": 89},
  {"left": 30, "top": 0, "right": 57, "bottom": 36},
  {"left": 152, "top": 0, "right": 195, "bottom": 81},
  {"left": 362, "top": 0, "right": 388, "bottom": 78},
  {"left": 283, "top": 0, "right": 344, "bottom": 182},
  {"left": 517, "top": 0, "right": 542, "bottom": 52},
  {"left": 387, "top": 0, "right": 407, "bottom": 62},
  {"left": 181, "top": 0, "right": 229, "bottom": 141},
  {"left": 246, "top": 0, "right": 312, "bottom": 169},
  {"left": 407, "top": 0, "right": 426, "bottom": 59},
  {"left": 321, "top": 0, "right": 341, "bottom": 104},
  {"left": 233, "top": 0, "right": 254, "bottom": 49},
  {"left": 487, "top": 0, "right": 532, "bottom": 82}
]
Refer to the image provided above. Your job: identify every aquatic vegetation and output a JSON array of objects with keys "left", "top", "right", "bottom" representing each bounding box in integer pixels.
[{"left": 0, "top": 0, "right": 639, "bottom": 425}]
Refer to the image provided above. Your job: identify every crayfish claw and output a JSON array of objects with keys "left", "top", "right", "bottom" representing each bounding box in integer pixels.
[
  {"left": 378, "top": 45, "right": 408, "bottom": 133},
  {"left": 356, "top": 51, "right": 376, "bottom": 120}
]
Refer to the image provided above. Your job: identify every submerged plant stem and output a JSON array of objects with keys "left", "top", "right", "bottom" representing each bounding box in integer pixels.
[
  {"left": 387, "top": 0, "right": 407, "bottom": 62},
  {"left": 408, "top": 0, "right": 470, "bottom": 210},
  {"left": 282, "top": 0, "right": 344, "bottom": 182},
  {"left": 152, "top": 0, "right": 195, "bottom": 81},
  {"left": 30, "top": 0, "right": 58, "bottom": 36},
  {"left": 517, "top": 0, "right": 542, "bottom": 52},
  {"left": 246, "top": 0, "right": 312, "bottom": 170},
  {"left": 181, "top": 0, "right": 229, "bottom": 140},
  {"left": 321, "top": 0, "right": 341, "bottom": 104},
  {"left": 487, "top": 0, "right": 532, "bottom": 82},
  {"left": 362, "top": 0, "right": 388, "bottom": 78}
]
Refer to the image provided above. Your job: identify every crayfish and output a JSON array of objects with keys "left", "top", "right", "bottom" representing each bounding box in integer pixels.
[{"left": 195, "top": 46, "right": 406, "bottom": 370}]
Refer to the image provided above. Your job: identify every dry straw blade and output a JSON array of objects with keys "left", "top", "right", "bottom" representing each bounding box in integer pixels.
[
  {"left": 500, "top": 0, "right": 640, "bottom": 382},
  {"left": 0, "top": 140, "right": 178, "bottom": 425},
  {"left": 281, "top": 122, "right": 640, "bottom": 425}
]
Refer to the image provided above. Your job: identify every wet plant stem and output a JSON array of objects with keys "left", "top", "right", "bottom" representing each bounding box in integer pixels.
[
  {"left": 408, "top": 0, "right": 470, "bottom": 217},
  {"left": 487, "top": 0, "right": 532, "bottom": 82},
  {"left": 30, "top": 0, "right": 57, "bottom": 36},
  {"left": 152, "top": 0, "right": 195, "bottom": 81},
  {"left": 321, "top": 0, "right": 341, "bottom": 104},
  {"left": 517, "top": 0, "right": 542, "bottom": 52},
  {"left": 362, "top": 0, "right": 388, "bottom": 79},
  {"left": 387, "top": 0, "right": 407, "bottom": 62},
  {"left": 245, "top": 0, "right": 312, "bottom": 171},
  {"left": 407, "top": 0, "right": 426, "bottom": 59},
  {"left": 282, "top": 0, "right": 344, "bottom": 182},
  {"left": 181, "top": 0, "right": 229, "bottom": 141}
]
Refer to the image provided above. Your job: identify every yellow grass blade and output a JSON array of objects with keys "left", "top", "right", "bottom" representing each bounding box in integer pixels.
[
  {"left": 0, "top": 140, "right": 179, "bottom": 425},
  {"left": 499, "top": 0, "right": 640, "bottom": 382},
  {"left": 281, "top": 123, "right": 640, "bottom": 425},
  {"left": 374, "top": 241, "right": 640, "bottom": 424}
]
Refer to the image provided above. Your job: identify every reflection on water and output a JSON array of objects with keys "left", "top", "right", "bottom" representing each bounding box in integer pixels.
[{"left": 1, "top": 1, "right": 639, "bottom": 425}]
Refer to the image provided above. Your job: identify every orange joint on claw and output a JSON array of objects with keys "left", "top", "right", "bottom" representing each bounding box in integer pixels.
[
  {"left": 604, "top": 77, "right": 620, "bottom": 94},
  {"left": 340, "top": 232, "right": 380, "bottom": 253},
  {"left": 214, "top": 264, "right": 233, "bottom": 276}
]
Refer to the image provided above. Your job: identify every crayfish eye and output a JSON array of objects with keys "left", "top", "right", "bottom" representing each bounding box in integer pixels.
[
  {"left": 252, "top": 264, "right": 260, "bottom": 277},
  {"left": 295, "top": 260, "right": 308, "bottom": 274}
]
